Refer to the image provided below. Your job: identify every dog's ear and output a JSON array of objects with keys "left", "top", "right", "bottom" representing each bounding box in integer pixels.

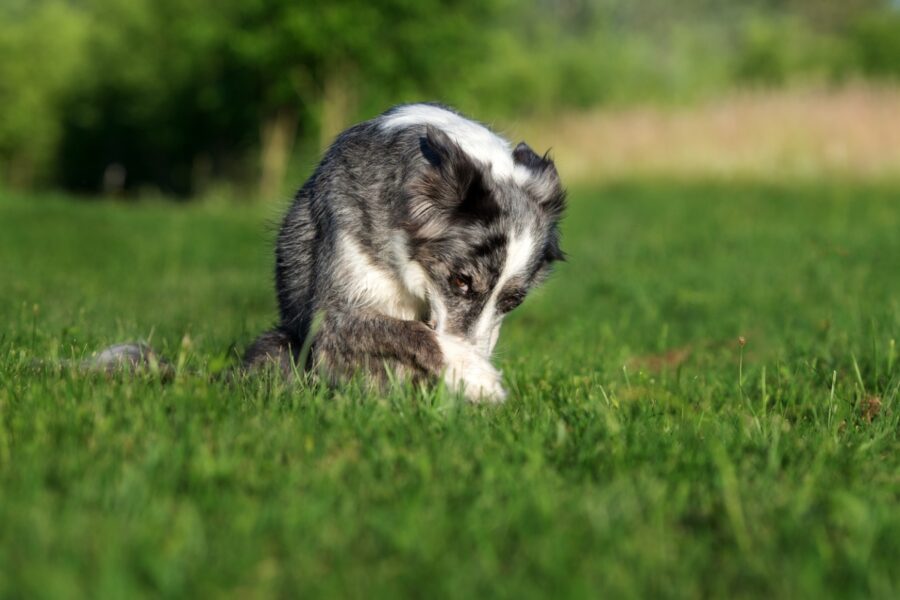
[
  {"left": 513, "top": 142, "right": 566, "bottom": 221},
  {"left": 410, "top": 126, "right": 499, "bottom": 226},
  {"left": 418, "top": 126, "right": 456, "bottom": 170},
  {"left": 544, "top": 230, "right": 566, "bottom": 263},
  {"left": 512, "top": 142, "right": 546, "bottom": 171},
  {"left": 514, "top": 142, "right": 566, "bottom": 264}
]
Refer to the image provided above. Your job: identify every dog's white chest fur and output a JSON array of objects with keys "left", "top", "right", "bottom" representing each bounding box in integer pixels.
[{"left": 336, "top": 235, "right": 428, "bottom": 321}]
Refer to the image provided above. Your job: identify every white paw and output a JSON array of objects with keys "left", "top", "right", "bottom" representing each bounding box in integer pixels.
[{"left": 436, "top": 333, "right": 507, "bottom": 403}]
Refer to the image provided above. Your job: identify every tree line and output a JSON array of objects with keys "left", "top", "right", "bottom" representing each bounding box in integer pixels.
[{"left": 1, "top": 0, "right": 898, "bottom": 198}]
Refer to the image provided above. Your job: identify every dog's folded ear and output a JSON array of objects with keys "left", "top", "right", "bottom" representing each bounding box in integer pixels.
[
  {"left": 514, "top": 141, "right": 566, "bottom": 264},
  {"left": 418, "top": 126, "right": 457, "bottom": 170},
  {"left": 512, "top": 142, "right": 546, "bottom": 171},
  {"left": 407, "top": 126, "right": 499, "bottom": 232},
  {"left": 513, "top": 141, "right": 566, "bottom": 221}
]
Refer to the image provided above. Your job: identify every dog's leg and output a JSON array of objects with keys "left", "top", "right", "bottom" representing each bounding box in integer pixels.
[
  {"left": 430, "top": 331, "right": 507, "bottom": 402},
  {"left": 243, "top": 327, "right": 302, "bottom": 378},
  {"left": 313, "top": 311, "right": 506, "bottom": 402}
]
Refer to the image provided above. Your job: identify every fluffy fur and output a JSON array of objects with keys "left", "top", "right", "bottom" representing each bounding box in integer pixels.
[{"left": 244, "top": 103, "right": 566, "bottom": 401}]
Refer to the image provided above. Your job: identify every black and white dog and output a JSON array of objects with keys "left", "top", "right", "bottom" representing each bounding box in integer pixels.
[{"left": 244, "top": 104, "right": 566, "bottom": 401}]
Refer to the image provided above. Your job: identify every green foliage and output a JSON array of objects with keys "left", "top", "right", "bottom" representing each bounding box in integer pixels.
[
  {"left": 1, "top": 0, "right": 900, "bottom": 193},
  {"left": 1, "top": 181, "right": 898, "bottom": 597},
  {"left": 0, "top": 1, "right": 87, "bottom": 186},
  {"left": 852, "top": 9, "right": 900, "bottom": 78},
  {"left": 56, "top": 0, "right": 265, "bottom": 194},
  {"left": 53, "top": 0, "right": 504, "bottom": 195},
  {"left": 734, "top": 17, "right": 854, "bottom": 86}
]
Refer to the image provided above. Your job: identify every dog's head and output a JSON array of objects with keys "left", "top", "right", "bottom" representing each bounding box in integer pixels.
[{"left": 404, "top": 126, "right": 566, "bottom": 355}]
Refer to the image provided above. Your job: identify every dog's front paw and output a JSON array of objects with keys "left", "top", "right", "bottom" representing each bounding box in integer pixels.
[{"left": 436, "top": 333, "right": 507, "bottom": 403}]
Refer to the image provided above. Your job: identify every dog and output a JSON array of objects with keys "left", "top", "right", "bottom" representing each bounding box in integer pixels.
[{"left": 243, "top": 103, "right": 566, "bottom": 401}]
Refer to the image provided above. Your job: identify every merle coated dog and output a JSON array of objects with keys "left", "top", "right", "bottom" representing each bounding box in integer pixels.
[{"left": 243, "top": 104, "right": 566, "bottom": 401}]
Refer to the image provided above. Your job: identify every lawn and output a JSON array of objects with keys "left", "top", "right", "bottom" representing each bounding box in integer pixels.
[{"left": 0, "top": 181, "right": 898, "bottom": 598}]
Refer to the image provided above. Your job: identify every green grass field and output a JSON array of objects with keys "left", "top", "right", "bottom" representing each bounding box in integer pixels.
[{"left": 1, "top": 182, "right": 898, "bottom": 598}]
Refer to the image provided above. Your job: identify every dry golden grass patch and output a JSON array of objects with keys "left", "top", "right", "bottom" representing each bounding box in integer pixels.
[{"left": 510, "top": 85, "right": 900, "bottom": 183}]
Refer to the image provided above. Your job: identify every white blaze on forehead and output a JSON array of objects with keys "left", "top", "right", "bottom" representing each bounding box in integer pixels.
[
  {"left": 380, "top": 104, "right": 533, "bottom": 184},
  {"left": 472, "top": 231, "right": 537, "bottom": 354}
]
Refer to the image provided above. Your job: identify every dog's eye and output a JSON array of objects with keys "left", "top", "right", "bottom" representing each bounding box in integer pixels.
[
  {"left": 450, "top": 274, "right": 471, "bottom": 295},
  {"left": 498, "top": 290, "right": 526, "bottom": 313}
]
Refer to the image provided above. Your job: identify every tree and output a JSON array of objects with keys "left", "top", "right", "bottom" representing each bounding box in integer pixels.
[
  {"left": 0, "top": 1, "right": 87, "bottom": 187},
  {"left": 219, "top": 0, "right": 505, "bottom": 199},
  {"left": 54, "top": 0, "right": 504, "bottom": 198}
]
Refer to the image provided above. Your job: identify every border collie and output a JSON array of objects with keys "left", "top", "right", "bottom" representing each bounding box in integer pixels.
[{"left": 244, "top": 104, "right": 566, "bottom": 402}]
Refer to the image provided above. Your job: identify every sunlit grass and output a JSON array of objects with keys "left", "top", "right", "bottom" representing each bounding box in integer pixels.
[{"left": 1, "top": 181, "right": 898, "bottom": 598}]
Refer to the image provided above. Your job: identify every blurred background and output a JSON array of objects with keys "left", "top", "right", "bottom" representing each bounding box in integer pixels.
[{"left": 1, "top": 0, "right": 900, "bottom": 200}]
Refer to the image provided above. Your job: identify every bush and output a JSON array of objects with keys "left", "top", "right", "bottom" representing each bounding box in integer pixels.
[
  {"left": 0, "top": 1, "right": 87, "bottom": 187},
  {"left": 734, "top": 16, "right": 855, "bottom": 87},
  {"left": 1, "top": 0, "right": 899, "bottom": 195},
  {"left": 852, "top": 10, "right": 900, "bottom": 78}
]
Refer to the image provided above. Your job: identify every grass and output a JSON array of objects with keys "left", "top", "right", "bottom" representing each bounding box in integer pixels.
[{"left": 0, "top": 181, "right": 898, "bottom": 598}]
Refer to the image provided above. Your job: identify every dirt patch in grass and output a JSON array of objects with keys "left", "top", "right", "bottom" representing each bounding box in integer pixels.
[
  {"left": 861, "top": 395, "right": 882, "bottom": 423},
  {"left": 629, "top": 345, "right": 693, "bottom": 373}
]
